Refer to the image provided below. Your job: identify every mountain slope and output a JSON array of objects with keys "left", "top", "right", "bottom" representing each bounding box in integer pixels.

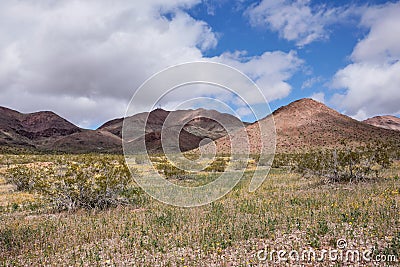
[
  {"left": 0, "top": 106, "right": 121, "bottom": 153},
  {"left": 272, "top": 99, "right": 400, "bottom": 151},
  {"left": 0, "top": 106, "right": 81, "bottom": 149},
  {"left": 363, "top": 115, "right": 400, "bottom": 131},
  {"left": 102, "top": 108, "right": 245, "bottom": 153},
  {"left": 205, "top": 98, "right": 400, "bottom": 154},
  {"left": 2, "top": 100, "right": 399, "bottom": 154},
  {"left": 51, "top": 130, "right": 123, "bottom": 153},
  {"left": 0, "top": 105, "right": 244, "bottom": 153}
]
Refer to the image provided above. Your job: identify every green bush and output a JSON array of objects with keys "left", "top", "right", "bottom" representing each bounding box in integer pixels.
[
  {"left": 5, "top": 157, "right": 137, "bottom": 211},
  {"left": 5, "top": 166, "right": 35, "bottom": 191},
  {"left": 204, "top": 157, "right": 228, "bottom": 172},
  {"left": 230, "top": 159, "right": 248, "bottom": 170},
  {"left": 155, "top": 161, "right": 189, "bottom": 179},
  {"left": 291, "top": 143, "right": 394, "bottom": 183}
]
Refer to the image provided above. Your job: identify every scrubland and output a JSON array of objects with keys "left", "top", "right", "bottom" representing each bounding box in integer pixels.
[{"left": 0, "top": 153, "right": 399, "bottom": 266}]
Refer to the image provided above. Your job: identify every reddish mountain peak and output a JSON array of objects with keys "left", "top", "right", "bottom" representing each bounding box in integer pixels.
[
  {"left": 150, "top": 108, "right": 169, "bottom": 114},
  {"left": 0, "top": 105, "right": 81, "bottom": 142},
  {"left": 363, "top": 115, "right": 400, "bottom": 131},
  {"left": 269, "top": 98, "right": 344, "bottom": 131},
  {"left": 0, "top": 106, "right": 23, "bottom": 120},
  {"left": 208, "top": 97, "right": 400, "bottom": 154},
  {"left": 21, "top": 110, "right": 79, "bottom": 132},
  {"left": 365, "top": 115, "right": 400, "bottom": 121},
  {"left": 98, "top": 118, "right": 123, "bottom": 129},
  {"left": 147, "top": 108, "right": 170, "bottom": 124},
  {"left": 0, "top": 105, "right": 20, "bottom": 113},
  {"left": 273, "top": 98, "right": 336, "bottom": 116}
]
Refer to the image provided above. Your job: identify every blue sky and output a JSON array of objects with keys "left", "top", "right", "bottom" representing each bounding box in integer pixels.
[
  {"left": 0, "top": 0, "right": 399, "bottom": 127},
  {"left": 186, "top": 0, "right": 399, "bottom": 116}
]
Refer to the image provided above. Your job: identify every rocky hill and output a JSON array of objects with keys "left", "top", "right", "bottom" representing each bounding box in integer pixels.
[
  {"left": 105, "top": 108, "right": 245, "bottom": 153},
  {"left": 1, "top": 99, "right": 399, "bottom": 154},
  {"left": 0, "top": 106, "right": 120, "bottom": 153},
  {"left": 204, "top": 99, "right": 400, "bottom": 154},
  {"left": 363, "top": 115, "right": 400, "bottom": 131}
]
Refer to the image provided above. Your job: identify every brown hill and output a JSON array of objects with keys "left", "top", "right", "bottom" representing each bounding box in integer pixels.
[
  {"left": 51, "top": 130, "right": 122, "bottom": 153},
  {"left": 205, "top": 98, "right": 400, "bottom": 154},
  {"left": 0, "top": 105, "right": 243, "bottom": 153},
  {"left": 363, "top": 115, "right": 400, "bottom": 131},
  {"left": 97, "top": 118, "right": 123, "bottom": 137},
  {"left": 2, "top": 100, "right": 399, "bottom": 154},
  {"left": 0, "top": 106, "right": 121, "bottom": 153},
  {"left": 119, "top": 108, "right": 244, "bottom": 153},
  {"left": 273, "top": 99, "right": 400, "bottom": 151},
  {"left": 0, "top": 106, "right": 81, "bottom": 149}
]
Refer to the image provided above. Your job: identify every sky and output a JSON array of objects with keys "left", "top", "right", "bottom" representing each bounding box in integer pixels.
[{"left": 0, "top": 0, "right": 399, "bottom": 128}]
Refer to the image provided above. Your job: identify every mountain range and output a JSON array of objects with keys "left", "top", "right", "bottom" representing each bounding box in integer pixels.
[
  {"left": 363, "top": 115, "right": 400, "bottom": 132},
  {"left": 204, "top": 98, "right": 400, "bottom": 154},
  {"left": 0, "top": 99, "right": 399, "bottom": 154}
]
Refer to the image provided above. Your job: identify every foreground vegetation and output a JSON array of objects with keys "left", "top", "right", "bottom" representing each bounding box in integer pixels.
[{"left": 0, "top": 152, "right": 399, "bottom": 266}]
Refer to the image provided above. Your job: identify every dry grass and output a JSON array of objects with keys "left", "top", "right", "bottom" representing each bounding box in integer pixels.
[{"left": 0, "top": 155, "right": 399, "bottom": 266}]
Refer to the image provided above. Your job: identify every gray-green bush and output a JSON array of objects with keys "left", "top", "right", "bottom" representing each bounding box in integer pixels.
[{"left": 6, "top": 156, "right": 137, "bottom": 210}]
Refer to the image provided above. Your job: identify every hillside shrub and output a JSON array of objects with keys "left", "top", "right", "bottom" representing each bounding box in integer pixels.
[
  {"left": 5, "top": 165, "right": 35, "bottom": 191},
  {"left": 155, "top": 161, "right": 189, "bottom": 179},
  {"left": 204, "top": 157, "right": 228, "bottom": 172},
  {"left": 5, "top": 157, "right": 137, "bottom": 211},
  {"left": 291, "top": 143, "right": 395, "bottom": 183}
]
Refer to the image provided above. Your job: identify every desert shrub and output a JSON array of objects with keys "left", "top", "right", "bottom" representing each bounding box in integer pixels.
[
  {"left": 183, "top": 152, "right": 200, "bottom": 161},
  {"left": 5, "top": 157, "right": 137, "bottom": 211},
  {"left": 5, "top": 165, "right": 35, "bottom": 191},
  {"left": 251, "top": 154, "right": 274, "bottom": 167},
  {"left": 134, "top": 155, "right": 147, "bottom": 164},
  {"left": 155, "top": 161, "right": 189, "bottom": 179},
  {"left": 204, "top": 157, "right": 228, "bottom": 172},
  {"left": 292, "top": 144, "right": 394, "bottom": 183},
  {"left": 271, "top": 153, "right": 295, "bottom": 168},
  {"left": 251, "top": 154, "right": 260, "bottom": 162},
  {"left": 230, "top": 159, "right": 249, "bottom": 170},
  {"left": 155, "top": 156, "right": 229, "bottom": 177},
  {"left": 258, "top": 155, "right": 274, "bottom": 167}
]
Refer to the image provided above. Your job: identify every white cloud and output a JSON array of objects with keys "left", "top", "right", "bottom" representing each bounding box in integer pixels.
[
  {"left": 213, "top": 50, "right": 303, "bottom": 102},
  {"left": 310, "top": 92, "right": 325, "bottom": 104},
  {"left": 301, "top": 76, "right": 322, "bottom": 89},
  {"left": 0, "top": 88, "right": 127, "bottom": 128},
  {"left": 351, "top": 109, "right": 368, "bottom": 121},
  {"left": 352, "top": 3, "right": 400, "bottom": 64},
  {"left": 0, "top": 1, "right": 302, "bottom": 128},
  {"left": 331, "top": 2, "right": 400, "bottom": 120},
  {"left": 0, "top": 1, "right": 213, "bottom": 126},
  {"left": 235, "top": 106, "right": 253, "bottom": 117},
  {"left": 246, "top": 0, "right": 359, "bottom": 46}
]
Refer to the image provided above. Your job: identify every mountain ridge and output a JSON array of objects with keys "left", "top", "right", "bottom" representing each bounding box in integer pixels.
[
  {"left": 363, "top": 115, "right": 400, "bottom": 131},
  {"left": 202, "top": 98, "right": 400, "bottom": 154},
  {"left": 1, "top": 99, "right": 399, "bottom": 153}
]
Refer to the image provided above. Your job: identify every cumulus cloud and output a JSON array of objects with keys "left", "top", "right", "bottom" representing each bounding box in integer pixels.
[
  {"left": 310, "top": 92, "right": 325, "bottom": 104},
  {"left": 213, "top": 50, "right": 303, "bottom": 102},
  {"left": 0, "top": 1, "right": 212, "bottom": 126},
  {"left": 246, "top": 0, "right": 359, "bottom": 47},
  {"left": 331, "top": 2, "right": 400, "bottom": 120},
  {"left": 352, "top": 3, "right": 400, "bottom": 64},
  {"left": 0, "top": 1, "right": 302, "bottom": 127},
  {"left": 301, "top": 76, "right": 323, "bottom": 89}
]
